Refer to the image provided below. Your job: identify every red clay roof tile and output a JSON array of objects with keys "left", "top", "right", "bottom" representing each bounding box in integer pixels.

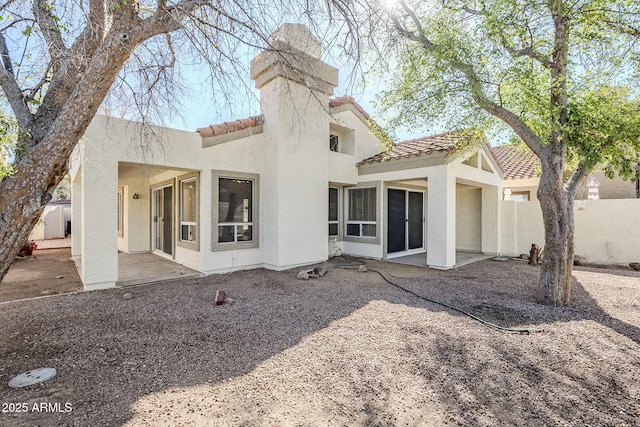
[
  {"left": 329, "top": 95, "right": 371, "bottom": 120},
  {"left": 491, "top": 145, "right": 540, "bottom": 180},
  {"left": 357, "top": 132, "right": 461, "bottom": 165},
  {"left": 196, "top": 115, "right": 265, "bottom": 138}
]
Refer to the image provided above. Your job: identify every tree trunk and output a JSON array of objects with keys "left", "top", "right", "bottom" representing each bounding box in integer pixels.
[
  {"left": 0, "top": 31, "right": 141, "bottom": 284},
  {"left": 535, "top": 150, "right": 575, "bottom": 305},
  {"left": 0, "top": 151, "right": 66, "bottom": 282}
]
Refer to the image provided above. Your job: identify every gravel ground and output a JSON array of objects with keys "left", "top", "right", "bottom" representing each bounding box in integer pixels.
[{"left": 0, "top": 258, "right": 639, "bottom": 426}]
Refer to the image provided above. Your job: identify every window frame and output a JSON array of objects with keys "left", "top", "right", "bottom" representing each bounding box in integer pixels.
[
  {"left": 344, "top": 183, "right": 380, "bottom": 244},
  {"left": 212, "top": 170, "right": 260, "bottom": 251},
  {"left": 177, "top": 172, "right": 200, "bottom": 251},
  {"left": 511, "top": 191, "right": 530, "bottom": 202},
  {"left": 329, "top": 134, "right": 339, "bottom": 152},
  {"left": 328, "top": 186, "right": 341, "bottom": 238},
  {"left": 117, "top": 186, "right": 124, "bottom": 238}
]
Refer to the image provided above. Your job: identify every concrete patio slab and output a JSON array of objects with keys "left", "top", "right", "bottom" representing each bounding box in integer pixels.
[
  {"left": 117, "top": 252, "right": 201, "bottom": 287},
  {"left": 386, "top": 251, "right": 494, "bottom": 269}
]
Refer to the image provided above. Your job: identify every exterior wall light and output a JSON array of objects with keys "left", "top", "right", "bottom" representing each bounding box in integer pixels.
[{"left": 132, "top": 193, "right": 139, "bottom": 200}]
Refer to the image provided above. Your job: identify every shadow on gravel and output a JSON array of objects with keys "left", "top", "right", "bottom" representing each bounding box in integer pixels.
[
  {"left": 378, "top": 259, "right": 640, "bottom": 345},
  {"left": 0, "top": 259, "right": 638, "bottom": 426}
]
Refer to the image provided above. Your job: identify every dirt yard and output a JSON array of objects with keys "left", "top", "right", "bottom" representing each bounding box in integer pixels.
[
  {"left": 0, "top": 256, "right": 638, "bottom": 426},
  {"left": 0, "top": 249, "right": 82, "bottom": 303}
]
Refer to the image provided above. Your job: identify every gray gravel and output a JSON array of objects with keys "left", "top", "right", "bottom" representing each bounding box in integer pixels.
[{"left": 0, "top": 258, "right": 639, "bottom": 426}]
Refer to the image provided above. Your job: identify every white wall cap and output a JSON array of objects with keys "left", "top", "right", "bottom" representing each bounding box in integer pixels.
[{"left": 269, "top": 23, "right": 322, "bottom": 59}]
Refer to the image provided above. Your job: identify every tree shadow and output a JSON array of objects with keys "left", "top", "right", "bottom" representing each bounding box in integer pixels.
[
  {"left": 0, "top": 259, "right": 638, "bottom": 426},
  {"left": 383, "top": 259, "right": 640, "bottom": 345}
]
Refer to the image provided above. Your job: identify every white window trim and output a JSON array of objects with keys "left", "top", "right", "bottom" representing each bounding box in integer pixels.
[
  {"left": 329, "top": 186, "right": 340, "bottom": 238},
  {"left": 344, "top": 183, "right": 381, "bottom": 245},
  {"left": 345, "top": 220, "right": 377, "bottom": 237},
  {"left": 177, "top": 172, "right": 200, "bottom": 251},
  {"left": 117, "top": 187, "right": 124, "bottom": 238}
]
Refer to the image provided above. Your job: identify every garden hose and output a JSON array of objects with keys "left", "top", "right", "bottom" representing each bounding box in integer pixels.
[{"left": 334, "top": 257, "right": 542, "bottom": 335}]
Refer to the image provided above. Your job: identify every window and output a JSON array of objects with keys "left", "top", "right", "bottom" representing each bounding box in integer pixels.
[
  {"left": 180, "top": 178, "right": 197, "bottom": 243},
  {"left": 218, "top": 178, "right": 254, "bottom": 244},
  {"left": 511, "top": 191, "right": 530, "bottom": 202},
  {"left": 329, "top": 134, "right": 339, "bottom": 152},
  {"left": 117, "top": 187, "right": 124, "bottom": 238},
  {"left": 346, "top": 187, "right": 376, "bottom": 237},
  {"left": 212, "top": 171, "right": 259, "bottom": 251},
  {"left": 329, "top": 187, "right": 339, "bottom": 236}
]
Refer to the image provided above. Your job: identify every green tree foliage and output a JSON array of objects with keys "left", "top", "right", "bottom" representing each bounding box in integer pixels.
[
  {"left": 567, "top": 87, "right": 640, "bottom": 180},
  {"left": 373, "top": 0, "right": 640, "bottom": 304},
  {"left": 0, "top": 110, "right": 17, "bottom": 178}
]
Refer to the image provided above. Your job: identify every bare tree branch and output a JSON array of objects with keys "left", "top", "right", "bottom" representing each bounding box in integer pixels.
[
  {"left": 88, "top": 0, "right": 108, "bottom": 42},
  {"left": 32, "top": 0, "right": 67, "bottom": 61},
  {"left": 461, "top": 3, "right": 553, "bottom": 67},
  {"left": 0, "top": 32, "right": 31, "bottom": 128},
  {"left": 565, "top": 161, "right": 589, "bottom": 195},
  {"left": 502, "top": 44, "right": 552, "bottom": 68}
]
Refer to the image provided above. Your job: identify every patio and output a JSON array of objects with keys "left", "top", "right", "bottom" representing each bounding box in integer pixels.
[
  {"left": 117, "top": 252, "right": 201, "bottom": 287},
  {"left": 387, "top": 250, "right": 494, "bottom": 268}
]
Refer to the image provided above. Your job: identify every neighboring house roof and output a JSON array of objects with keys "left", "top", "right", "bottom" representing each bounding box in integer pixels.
[
  {"left": 357, "top": 132, "right": 460, "bottom": 165},
  {"left": 491, "top": 145, "right": 540, "bottom": 180},
  {"left": 196, "top": 115, "right": 265, "bottom": 138}
]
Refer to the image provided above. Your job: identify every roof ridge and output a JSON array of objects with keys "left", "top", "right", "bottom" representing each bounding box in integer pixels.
[{"left": 197, "top": 114, "right": 265, "bottom": 138}]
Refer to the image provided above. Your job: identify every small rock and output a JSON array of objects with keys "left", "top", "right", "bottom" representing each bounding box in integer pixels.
[
  {"left": 55, "top": 275, "right": 64, "bottom": 279},
  {"left": 297, "top": 271, "right": 310, "bottom": 280},
  {"left": 629, "top": 262, "right": 640, "bottom": 271},
  {"left": 224, "top": 298, "right": 234, "bottom": 305},
  {"left": 313, "top": 264, "right": 328, "bottom": 277},
  {"left": 519, "top": 254, "right": 529, "bottom": 260},
  {"left": 574, "top": 255, "right": 588, "bottom": 266},
  {"left": 123, "top": 293, "right": 133, "bottom": 300},
  {"left": 358, "top": 265, "right": 367, "bottom": 272}
]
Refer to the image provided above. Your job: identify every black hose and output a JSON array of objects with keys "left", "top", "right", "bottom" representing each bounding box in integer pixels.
[{"left": 335, "top": 260, "right": 541, "bottom": 335}]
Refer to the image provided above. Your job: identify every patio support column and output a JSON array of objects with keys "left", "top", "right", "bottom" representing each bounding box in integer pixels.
[
  {"left": 481, "top": 185, "right": 500, "bottom": 254},
  {"left": 80, "top": 159, "right": 118, "bottom": 290},
  {"left": 427, "top": 169, "right": 456, "bottom": 269}
]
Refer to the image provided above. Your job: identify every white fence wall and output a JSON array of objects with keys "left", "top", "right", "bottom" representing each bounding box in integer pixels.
[
  {"left": 29, "top": 204, "right": 70, "bottom": 241},
  {"left": 501, "top": 199, "right": 640, "bottom": 265}
]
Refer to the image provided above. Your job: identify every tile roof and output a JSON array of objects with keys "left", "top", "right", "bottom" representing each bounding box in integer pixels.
[
  {"left": 491, "top": 145, "right": 540, "bottom": 180},
  {"left": 329, "top": 95, "right": 371, "bottom": 120},
  {"left": 197, "top": 96, "right": 376, "bottom": 140},
  {"left": 357, "top": 132, "right": 461, "bottom": 165},
  {"left": 196, "top": 115, "right": 265, "bottom": 138}
]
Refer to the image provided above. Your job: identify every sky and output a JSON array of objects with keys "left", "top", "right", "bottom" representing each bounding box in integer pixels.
[{"left": 163, "top": 44, "right": 433, "bottom": 143}]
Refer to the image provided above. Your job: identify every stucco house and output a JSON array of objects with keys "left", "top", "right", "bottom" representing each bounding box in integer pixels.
[{"left": 69, "top": 23, "right": 505, "bottom": 290}]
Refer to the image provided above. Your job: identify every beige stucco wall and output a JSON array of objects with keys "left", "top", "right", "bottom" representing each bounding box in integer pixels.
[
  {"left": 71, "top": 91, "right": 378, "bottom": 287},
  {"left": 501, "top": 199, "right": 640, "bottom": 264},
  {"left": 353, "top": 146, "right": 503, "bottom": 268},
  {"left": 504, "top": 171, "right": 637, "bottom": 201},
  {"left": 577, "top": 171, "right": 637, "bottom": 200},
  {"left": 456, "top": 185, "right": 482, "bottom": 251}
]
